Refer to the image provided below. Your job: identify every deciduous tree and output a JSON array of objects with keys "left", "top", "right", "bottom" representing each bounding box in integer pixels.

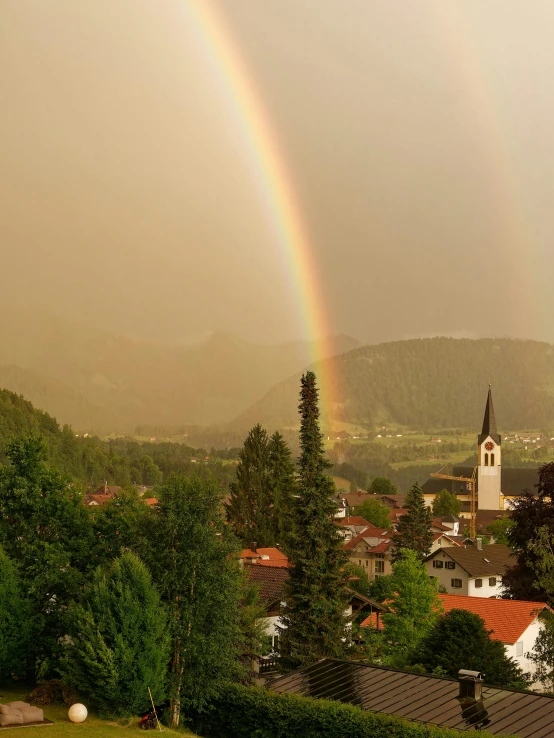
[
  {"left": 415, "top": 609, "right": 529, "bottom": 689},
  {"left": 528, "top": 610, "right": 554, "bottom": 692},
  {"left": 354, "top": 498, "right": 391, "bottom": 529},
  {"left": 0, "top": 436, "right": 95, "bottom": 676},
  {"left": 147, "top": 475, "right": 243, "bottom": 726},
  {"left": 279, "top": 372, "right": 349, "bottom": 669},
  {"left": 431, "top": 489, "right": 461, "bottom": 517},
  {"left": 503, "top": 462, "right": 554, "bottom": 601},
  {"left": 381, "top": 549, "right": 441, "bottom": 667},
  {"left": 368, "top": 477, "right": 398, "bottom": 496}
]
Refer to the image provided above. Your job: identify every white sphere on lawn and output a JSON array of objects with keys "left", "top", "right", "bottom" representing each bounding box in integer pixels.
[{"left": 68, "top": 704, "right": 88, "bottom": 723}]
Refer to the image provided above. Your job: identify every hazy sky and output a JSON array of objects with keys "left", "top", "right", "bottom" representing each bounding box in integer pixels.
[{"left": 1, "top": 0, "right": 554, "bottom": 345}]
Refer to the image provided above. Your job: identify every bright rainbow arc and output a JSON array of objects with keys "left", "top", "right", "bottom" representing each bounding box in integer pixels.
[{"left": 185, "top": 0, "right": 337, "bottom": 423}]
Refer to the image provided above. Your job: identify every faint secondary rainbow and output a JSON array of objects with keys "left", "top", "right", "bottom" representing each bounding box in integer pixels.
[
  {"left": 184, "top": 0, "right": 338, "bottom": 422},
  {"left": 426, "top": 1, "right": 537, "bottom": 329}
]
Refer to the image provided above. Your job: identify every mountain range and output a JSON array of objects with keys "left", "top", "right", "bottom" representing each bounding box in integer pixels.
[{"left": 0, "top": 308, "right": 358, "bottom": 431}]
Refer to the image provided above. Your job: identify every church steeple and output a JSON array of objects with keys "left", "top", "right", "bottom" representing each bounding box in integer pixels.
[{"left": 478, "top": 386, "right": 501, "bottom": 446}]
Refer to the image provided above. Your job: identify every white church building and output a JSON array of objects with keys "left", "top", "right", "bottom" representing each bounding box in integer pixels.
[{"left": 423, "top": 387, "right": 539, "bottom": 513}]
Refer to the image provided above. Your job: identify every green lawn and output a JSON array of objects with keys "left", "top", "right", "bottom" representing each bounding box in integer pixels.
[{"left": 0, "top": 688, "right": 197, "bottom": 738}]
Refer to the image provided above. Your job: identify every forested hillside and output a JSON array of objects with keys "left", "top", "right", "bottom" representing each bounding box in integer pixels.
[
  {"left": 233, "top": 337, "right": 554, "bottom": 431},
  {"left": 0, "top": 390, "right": 238, "bottom": 488}
]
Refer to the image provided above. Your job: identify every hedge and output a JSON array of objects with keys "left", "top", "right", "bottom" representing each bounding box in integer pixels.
[{"left": 192, "top": 683, "right": 498, "bottom": 738}]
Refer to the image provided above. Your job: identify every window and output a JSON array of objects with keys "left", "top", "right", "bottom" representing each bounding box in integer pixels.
[
  {"left": 375, "top": 553, "right": 385, "bottom": 559},
  {"left": 365, "top": 560, "right": 369, "bottom": 567},
  {"left": 489, "top": 577, "right": 497, "bottom": 587},
  {"left": 515, "top": 641, "right": 523, "bottom": 657},
  {"left": 445, "top": 561, "right": 456, "bottom": 570},
  {"left": 272, "top": 635, "right": 279, "bottom": 652},
  {"left": 484, "top": 453, "right": 489, "bottom": 466},
  {"left": 491, "top": 453, "right": 495, "bottom": 466},
  {"left": 451, "top": 579, "right": 462, "bottom": 589},
  {"left": 358, "top": 560, "right": 362, "bottom": 567},
  {"left": 375, "top": 560, "right": 385, "bottom": 574},
  {"left": 433, "top": 560, "right": 444, "bottom": 569},
  {"left": 475, "top": 579, "right": 482, "bottom": 588}
]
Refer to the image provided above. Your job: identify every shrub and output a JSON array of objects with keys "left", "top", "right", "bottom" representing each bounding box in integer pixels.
[{"left": 192, "top": 683, "right": 495, "bottom": 738}]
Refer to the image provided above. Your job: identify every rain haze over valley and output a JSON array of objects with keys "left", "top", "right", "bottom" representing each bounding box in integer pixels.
[{"left": 1, "top": 0, "right": 554, "bottom": 432}]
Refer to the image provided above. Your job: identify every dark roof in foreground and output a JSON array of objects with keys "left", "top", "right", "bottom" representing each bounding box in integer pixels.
[
  {"left": 427, "top": 543, "right": 514, "bottom": 577},
  {"left": 270, "top": 658, "right": 554, "bottom": 736}
]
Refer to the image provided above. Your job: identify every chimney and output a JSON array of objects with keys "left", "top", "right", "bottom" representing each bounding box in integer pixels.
[
  {"left": 458, "top": 670, "right": 483, "bottom": 701},
  {"left": 476, "top": 538, "right": 483, "bottom": 550},
  {"left": 250, "top": 541, "right": 257, "bottom": 553}
]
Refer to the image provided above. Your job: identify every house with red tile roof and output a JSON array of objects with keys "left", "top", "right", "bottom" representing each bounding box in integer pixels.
[
  {"left": 343, "top": 525, "right": 394, "bottom": 579},
  {"left": 343, "top": 523, "right": 462, "bottom": 579},
  {"left": 361, "top": 593, "right": 552, "bottom": 686},
  {"left": 239, "top": 546, "right": 289, "bottom": 568},
  {"left": 437, "top": 594, "right": 552, "bottom": 682}
]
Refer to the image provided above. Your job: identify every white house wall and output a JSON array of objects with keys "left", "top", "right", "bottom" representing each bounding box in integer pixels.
[
  {"left": 503, "top": 618, "right": 543, "bottom": 688},
  {"left": 467, "top": 576, "right": 503, "bottom": 598}
]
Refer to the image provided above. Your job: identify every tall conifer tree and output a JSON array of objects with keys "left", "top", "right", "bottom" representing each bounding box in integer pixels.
[
  {"left": 393, "top": 482, "right": 433, "bottom": 560},
  {"left": 227, "top": 424, "right": 274, "bottom": 546},
  {"left": 268, "top": 431, "right": 297, "bottom": 549},
  {"left": 279, "top": 372, "right": 348, "bottom": 669}
]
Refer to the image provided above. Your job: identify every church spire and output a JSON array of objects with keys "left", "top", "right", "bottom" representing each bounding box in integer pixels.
[{"left": 478, "top": 386, "right": 501, "bottom": 445}]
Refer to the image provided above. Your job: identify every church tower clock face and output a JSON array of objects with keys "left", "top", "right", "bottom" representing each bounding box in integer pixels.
[{"left": 485, "top": 441, "right": 494, "bottom": 451}]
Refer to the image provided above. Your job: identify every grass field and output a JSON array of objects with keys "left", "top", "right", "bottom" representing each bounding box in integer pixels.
[{"left": 0, "top": 688, "right": 197, "bottom": 738}]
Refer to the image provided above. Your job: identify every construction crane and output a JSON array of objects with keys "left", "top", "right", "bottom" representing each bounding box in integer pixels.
[{"left": 430, "top": 466, "right": 478, "bottom": 540}]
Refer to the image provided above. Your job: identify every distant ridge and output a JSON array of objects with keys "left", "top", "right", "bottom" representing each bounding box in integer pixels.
[
  {"left": 230, "top": 337, "right": 554, "bottom": 431},
  {"left": 0, "top": 307, "right": 360, "bottom": 431}
]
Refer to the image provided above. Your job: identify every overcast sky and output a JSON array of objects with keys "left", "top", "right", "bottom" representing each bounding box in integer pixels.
[{"left": 1, "top": 0, "right": 553, "bottom": 345}]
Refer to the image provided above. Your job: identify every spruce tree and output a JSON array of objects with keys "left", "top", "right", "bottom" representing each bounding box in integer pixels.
[
  {"left": 268, "top": 431, "right": 297, "bottom": 549},
  {"left": 393, "top": 482, "right": 433, "bottom": 559},
  {"left": 227, "top": 424, "right": 274, "bottom": 546},
  {"left": 61, "top": 552, "right": 170, "bottom": 716},
  {"left": 279, "top": 371, "right": 349, "bottom": 669}
]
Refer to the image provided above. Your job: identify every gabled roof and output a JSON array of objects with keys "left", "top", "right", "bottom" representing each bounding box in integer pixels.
[
  {"left": 93, "top": 484, "right": 121, "bottom": 497},
  {"left": 438, "top": 594, "right": 552, "bottom": 644},
  {"left": 342, "top": 526, "right": 392, "bottom": 552},
  {"left": 244, "top": 564, "right": 289, "bottom": 608},
  {"left": 479, "top": 386, "right": 501, "bottom": 446},
  {"left": 427, "top": 543, "right": 514, "bottom": 577},
  {"left": 240, "top": 547, "right": 289, "bottom": 568},
  {"left": 432, "top": 532, "right": 463, "bottom": 547},
  {"left": 83, "top": 493, "right": 111, "bottom": 506},
  {"left": 338, "top": 517, "right": 372, "bottom": 527},
  {"left": 432, "top": 519, "right": 451, "bottom": 531},
  {"left": 378, "top": 494, "right": 406, "bottom": 508},
  {"left": 270, "top": 658, "right": 554, "bottom": 736}
]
